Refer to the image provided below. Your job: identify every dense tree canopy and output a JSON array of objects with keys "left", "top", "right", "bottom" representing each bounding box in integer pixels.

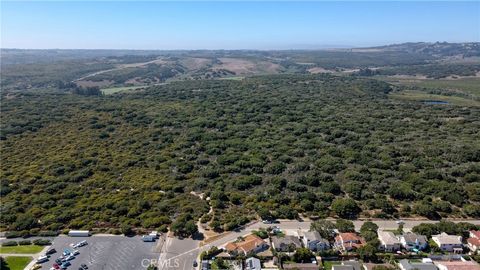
[{"left": 1, "top": 74, "right": 479, "bottom": 232}]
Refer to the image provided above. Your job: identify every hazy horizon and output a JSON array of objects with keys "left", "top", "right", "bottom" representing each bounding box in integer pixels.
[{"left": 2, "top": 1, "right": 479, "bottom": 50}]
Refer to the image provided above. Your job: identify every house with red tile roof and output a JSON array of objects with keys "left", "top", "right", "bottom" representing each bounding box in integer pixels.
[
  {"left": 434, "top": 260, "right": 480, "bottom": 270},
  {"left": 468, "top": 230, "right": 480, "bottom": 254},
  {"left": 225, "top": 234, "right": 269, "bottom": 256},
  {"left": 334, "top": 232, "right": 365, "bottom": 253}
]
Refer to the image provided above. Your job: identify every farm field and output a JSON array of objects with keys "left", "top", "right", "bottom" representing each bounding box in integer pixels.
[
  {"left": 381, "top": 77, "right": 480, "bottom": 96},
  {"left": 389, "top": 90, "right": 480, "bottom": 106}
]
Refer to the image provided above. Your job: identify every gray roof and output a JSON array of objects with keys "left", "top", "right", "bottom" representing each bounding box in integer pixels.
[
  {"left": 378, "top": 230, "right": 401, "bottom": 245},
  {"left": 303, "top": 231, "right": 329, "bottom": 243},
  {"left": 332, "top": 266, "right": 354, "bottom": 270},
  {"left": 402, "top": 232, "right": 427, "bottom": 244},
  {"left": 272, "top": 235, "right": 302, "bottom": 248},
  {"left": 398, "top": 259, "right": 438, "bottom": 270},
  {"left": 342, "top": 261, "right": 362, "bottom": 270}
]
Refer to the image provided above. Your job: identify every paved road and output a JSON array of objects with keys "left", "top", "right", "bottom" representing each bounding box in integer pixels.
[{"left": 157, "top": 236, "right": 200, "bottom": 270}]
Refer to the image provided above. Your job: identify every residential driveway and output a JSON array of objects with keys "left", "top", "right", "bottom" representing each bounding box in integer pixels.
[{"left": 39, "top": 235, "right": 159, "bottom": 270}]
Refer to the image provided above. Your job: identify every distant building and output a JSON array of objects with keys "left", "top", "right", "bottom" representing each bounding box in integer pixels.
[
  {"left": 400, "top": 232, "right": 428, "bottom": 251},
  {"left": 377, "top": 230, "right": 401, "bottom": 252},
  {"left": 397, "top": 259, "right": 438, "bottom": 270},
  {"left": 246, "top": 257, "right": 262, "bottom": 270},
  {"left": 300, "top": 231, "right": 330, "bottom": 251},
  {"left": 271, "top": 235, "right": 302, "bottom": 252},
  {"left": 334, "top": 233, "right": 365, "bottom": 253},
  {"left": 225, "top": 235, "right": 269, "bottom": 256},
  {"left": 431, "top": 233, "right": 463, "bottom": 253}
]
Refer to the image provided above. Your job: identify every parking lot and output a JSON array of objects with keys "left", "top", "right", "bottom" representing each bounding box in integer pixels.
[{"left": 40, "top": 236, "right": 159, "bottom": 270}]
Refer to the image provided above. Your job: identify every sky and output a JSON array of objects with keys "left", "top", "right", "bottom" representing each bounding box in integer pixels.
[{"left": 1, "top": 1, "right": 479, "bottom": 50}]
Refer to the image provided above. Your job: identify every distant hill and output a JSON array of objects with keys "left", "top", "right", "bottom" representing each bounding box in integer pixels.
[{"left": 354, "top": 42, "right": 480, "bottom": 57}]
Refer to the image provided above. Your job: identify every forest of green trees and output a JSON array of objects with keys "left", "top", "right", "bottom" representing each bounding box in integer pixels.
[{"left": 1, "top": 74, "right": 479, "bottom": 235}]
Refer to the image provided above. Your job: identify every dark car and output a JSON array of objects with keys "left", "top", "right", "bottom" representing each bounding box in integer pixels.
[
  {"left": 193, "top": 261, "right": 198, "bottom": 267},
  {"left": 81, "top": 264, "right": 88, "bottom": 269},
  {"left": 46, "top": 248, "right": 57, "bottom": 255}
]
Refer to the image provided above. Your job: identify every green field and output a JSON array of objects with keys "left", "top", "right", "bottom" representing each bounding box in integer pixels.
[
  {"left": 2, "top": 256, "right": 33, "bottom": 270},
  {"left": 101, "top": 85, "right": 144, "bottom": 95},
  {"left": 0, "top": 245, "right": 44, "bottom": 254},
  {"left": 389, "top": 90, "right": 480, "bottom": 106},
  {"left": 380, "top": 77, "right": 480, "bottom": 96}
]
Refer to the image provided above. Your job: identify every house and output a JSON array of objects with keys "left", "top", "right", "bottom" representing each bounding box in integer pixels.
[
  {"left": 225, "top": 235, "right": 269, "bottom": 256},
  {"left": 468, "top": 230, "right": 480, "bottom": 254},
  {"left": 271, "top": 235, "right": 302, "bottom": 252},
  {"left": 431, "top": 233, "right": 463, "bottom": 253},
  {"left": 434, "top": 260, "right": 480, "bottom": 270},
  {"left": 300, "top": 231, "right": 330, "bottom": 251},
  {"left": 400, "top": 232, "right": 428, "bottom": 251},
  {"left": 334, "top": 233, "right": 365, "bottom": 252},
  {"left": 377, "top": 230, "right": 401, "bottom": 252},
  {"left": 246, "top": 257, "right": 262, "bottom": 270},
  {"left": 467, "top": 237, "right": 480, "bottom": 254},
  {"left": 332, "top": 261, "right": 362, "bottom": 270},
  {"left": 397, "top": 259, "right": 438, "bottom": 270},
  {"left": 470, "top": 230, "right": 480, "bottom": 239}
]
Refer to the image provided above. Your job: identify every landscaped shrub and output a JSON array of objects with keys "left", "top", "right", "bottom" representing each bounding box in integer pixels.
[
  {"left": 2, "top": 241, "right": 18, "bottom": 247},
  {"left": 18, "top": 240, "right": 31, "bottom": 245},
  {"left": 32, "top": 239, "right": 51, "bottom": 246}
]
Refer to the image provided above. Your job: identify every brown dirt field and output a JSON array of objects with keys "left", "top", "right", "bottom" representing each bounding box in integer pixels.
[{"left": 215, "top": 58, "right": 280, "bottom": 75}]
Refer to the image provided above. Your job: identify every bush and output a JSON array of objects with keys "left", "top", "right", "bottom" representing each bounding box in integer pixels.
[
  {"left": 38, "top": 230, "right": 59, "bottom": 237},
  {"left": 32, "top": 239, "right": 51, "bottom": 246},
  {"left": 18, "top": 240, "right": 31, "bottom": 245},
  {"left": 5, "top": 232, "right": 21, "bottom": 239},
  {"left": 2, "top": 241, "right": 18, "bottom": 247}
]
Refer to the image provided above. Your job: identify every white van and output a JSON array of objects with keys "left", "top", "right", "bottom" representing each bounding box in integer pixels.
[{"left": 37, "top": 256, "right": 49, "bottom": 263}]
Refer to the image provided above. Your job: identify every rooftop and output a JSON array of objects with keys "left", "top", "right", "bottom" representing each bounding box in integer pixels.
[
  {"left": 432, "top": 232, "right": 462, "bottom": 245},
  {"left": 402, "top": 232, "right": 428, "bottom": 244},
  {"left": 398, "top": 259, "right": 438, "bottom": 270},
  {"left": 378, "top": 230, "right": 401, "bottom": 245},
  {"left": 225, "top": 234, "right": 266, "bottom": 253},
  {"left": 434, "top": 261, "right": 480, "bottom": 270}
]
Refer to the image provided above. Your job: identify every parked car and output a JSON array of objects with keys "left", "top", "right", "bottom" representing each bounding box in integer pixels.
[
  {"left": 73, "top": 250, "right": 80, "bottom": 255},
  {"left": 66, "top": 255, "right": 75, "bottom": 261},
  {"left": 46, "top": 248, "right": 57, "bottom": 255},
  {"left": 193, "top": 260, "right": 198, "bottom": 267},
  {"left": 81, "top": 263, "right": 88, "bottom": 269},
  {"left": 37, "top": 256, "right": 49, "bottom": 263}
]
